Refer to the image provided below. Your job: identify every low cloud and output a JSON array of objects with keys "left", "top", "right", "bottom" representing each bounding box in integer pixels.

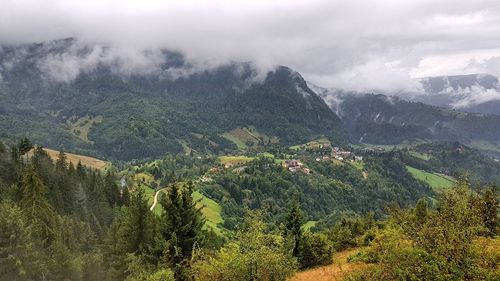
[
  {"left": 1, "top": 0, "right": 500, "bottom": 91},
  {"left": 450, "top": 86, "right": 500, "bottom": 108}
]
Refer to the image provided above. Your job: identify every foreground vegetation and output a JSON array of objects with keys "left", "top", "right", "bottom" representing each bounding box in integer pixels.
[{"left": 0, "top": 139, "right": 498, "bottom": 281}]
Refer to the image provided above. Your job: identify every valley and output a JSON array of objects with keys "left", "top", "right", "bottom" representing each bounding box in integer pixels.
[{"left": 0, "top": 40, "right": 499, "bottom": 281}]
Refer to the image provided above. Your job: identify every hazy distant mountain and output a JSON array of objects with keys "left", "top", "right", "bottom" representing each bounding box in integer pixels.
[
  {"left": 312, "top": 83, "right": 500, "bottom": 157},
  {"left": 0, "top": 39, "right": 344, "bottom": 160},
  {"left": 414, "top": 73, "right": 500, "bottom": 115}
]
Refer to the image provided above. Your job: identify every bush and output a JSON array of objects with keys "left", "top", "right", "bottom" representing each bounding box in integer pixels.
[{"left": 298, "top": 232, "right": 334, "bottom": 269}]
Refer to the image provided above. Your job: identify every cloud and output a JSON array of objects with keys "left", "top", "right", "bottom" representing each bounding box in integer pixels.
[{"left": 1, "top": 0, "right": 500, "bottom": 91}]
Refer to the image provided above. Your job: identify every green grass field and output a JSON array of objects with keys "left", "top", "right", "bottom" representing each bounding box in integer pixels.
[
  {"left": 222, "top": 127, "right": 277, "bottom": 150},
  {"left": 290, "top": 137, "right": 331, "bottom": 150},
  {"left": 222, "top": 132, "right": 248, "bottom": 149},
  {"left": 406, "top": 165, "right": 455, "bottom": 191},
  {"left": 409, "top": 151, "right": 431, "bottom": 160},
  {"left": 193, "top": 191, "right": 224, "bottom": 235},
  {"left": 218, "top": 155, "right": 255, "bottom": 165}
]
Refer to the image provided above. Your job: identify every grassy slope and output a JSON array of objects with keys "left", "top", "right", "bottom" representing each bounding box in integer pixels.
[
  {"left": 222, "top": 127, "right": 276, "bottom": 150},
  {"left": 193, "top": 191, "right": 224, "bottom": 235},
  {"left": 289, "top": 137, "right": 330, "bottom": 150},
  {"left": 218, "top": 155, "right": 255, "bottom": 165},
  {"left": 406, "top": 165, "right": 454, "bottom": 191},
  {"left": 409, "top": 151, "right": 431, "bottom": 160}
]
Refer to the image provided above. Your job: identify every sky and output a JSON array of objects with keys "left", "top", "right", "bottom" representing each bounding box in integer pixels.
[{"left": 2, "top": 0, "right": 500, "bottom": 93}]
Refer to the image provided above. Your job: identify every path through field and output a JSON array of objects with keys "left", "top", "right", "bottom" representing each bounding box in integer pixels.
[{"left": 150, "top": 188, "right": 167, "bottom": 211}]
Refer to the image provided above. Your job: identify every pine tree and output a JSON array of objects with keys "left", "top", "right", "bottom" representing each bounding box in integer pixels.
[
  {"left": 76, "top": 161, "right": 85, "bottom": 178},
  {"left": 122, "top": 188, "right": 159, "bottom": 258},
  {"left": 105, "top": 189, "right": 160, "bottom": 281},
  {"left": 0, "top": 202, "right": 45, "bottom": 280},
  {"left": 18, "top": 138, "right": 33, "bottom": 156},
  {"left": 104, "top": 171, "right": 122, "bottom": 206},
  {"left": 284, "top": 201, "right": 304, "bottom": 258},
  {"left": 159, "top": 182, "right": 205, "bottom": 281},
  {"left": 19, "top": 165, "right": 58, "bottom": 244},
  {"left": 55, "top": 150, "right": 68, "bottom": 171}
]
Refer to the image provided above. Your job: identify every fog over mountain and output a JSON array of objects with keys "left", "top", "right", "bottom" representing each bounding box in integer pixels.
[{"left": 2, "top": 0, "right": 500, "bottom": 94}]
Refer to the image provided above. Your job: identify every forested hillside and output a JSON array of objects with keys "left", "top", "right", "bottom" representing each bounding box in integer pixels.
[
  {"left": 0, "top": 39, "right": 344, "bottom": 161},
  {"left": 316, "top": 87, "right": 500, "bottom": 157}
]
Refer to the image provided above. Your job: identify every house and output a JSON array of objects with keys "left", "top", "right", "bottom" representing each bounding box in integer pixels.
[
  {"left": 285, "top": 159, "right": 301, "bottom": 168},
  {"left": 284, "top": 159, "right": 303, "bottom": 172},
  {"left": 302, "top": 168, "right": 312, "bottom": 174},
  {"left": 332, "top": 147, "right": 351, "bottom": 159},
  {"left": 354, "top": 156, "right": 363, "bottom": 161}
]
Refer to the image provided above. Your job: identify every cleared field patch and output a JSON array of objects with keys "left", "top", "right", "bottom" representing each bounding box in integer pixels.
[
  {"left": 290, "top": 137, "right": 331, "bottom": 150},
  {"left": 290, "top": 248, "right": 370, "bottom": 281},
  {"left": 41, "top": 148, "right": 108, "bottom": 170},
  {"left": 406, "top": 165, "right": 454, "bottom": 191},
  {"left": 67, "top": 115, "right": 103, "bottom": 143},
  {"left": 222, "top": 127, "right": 278, "bottom": 149},
  {"left": 218, "top": 155, "right": 255, "bottom": 165},
  {"left": 409, "top": 151, "right": 431, "bottom": 160}
]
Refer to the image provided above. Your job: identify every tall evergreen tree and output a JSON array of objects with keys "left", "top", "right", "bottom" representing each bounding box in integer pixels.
[
  {"left": 19, "top": 165, "right": 58, "bottom": 244},
  {"left": 122, "top": 188, "right": 159, "bottom": 258},
  {"left": 284, "top": 201, "right": 304, "bottom": 258},
  {"left": 0, "top": 202, "right": 45, "bottom": 280},
  {"left": 105, "top": 188, "right": 159, "bottom": 281},
  {"left": 159, "top": 182, "right": 205, "bottom": 281},
  {"left": 18, "top": 138, "right": 33, "bottom": 156},
  {"left": 55, "top": 150, "right": 68, "bottom": 171},
  {"left": 104, "top": 171, "right": 122, "bottom": 206}
]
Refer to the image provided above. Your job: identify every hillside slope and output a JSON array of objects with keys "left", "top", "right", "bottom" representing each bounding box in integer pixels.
[
  {"left": 313, "top": 84, "right": 500, "bottom": 156},
  {"left": 0, "top": 39, "right": 345, "bottom": 160}
]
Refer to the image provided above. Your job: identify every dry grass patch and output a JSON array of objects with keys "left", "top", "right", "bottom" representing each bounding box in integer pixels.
[
  {"left": 290, "top": 248, "right": 370, "bottom": 281},
  {"left": 42, "top": 148, "right": 108, "bottom": 170}
]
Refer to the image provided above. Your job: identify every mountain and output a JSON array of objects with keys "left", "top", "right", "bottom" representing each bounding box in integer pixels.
[
  {"left": 0, "top": 39, "right": 345, "bottom": 161},
  {"left": 312, "top": 84, "right": 500, "bottom": 157},
  {"left": 414, "top": 73, "right": 500, "bottom": 115}
]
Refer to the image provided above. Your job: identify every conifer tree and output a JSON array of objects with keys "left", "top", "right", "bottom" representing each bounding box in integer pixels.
[
  {"left": 159, "top": 182, "right": 205, "bottom": 281},
  {"left": 55, "top": 150, "right": 68, "bottom": 171},
  {"left": 104, "top": 171, "right": 122, "bottom": 206},
  {"left": 284, "top": 201, "right": 304, "bottom": 258},
  {"left": 18, "top": 138, "right": 33, "bottom": 156},
  {"left": 122, "top": 188, "right": 159, "bottom": 258},
  {"left": 76, "top": 161, "right": 85, "bottom": 178},
  {"left": 19, "top": 165, "right": 58, "bottom": 244},
  {"left": 0, "top": 202, "right": 45, "bottom": 280}
]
